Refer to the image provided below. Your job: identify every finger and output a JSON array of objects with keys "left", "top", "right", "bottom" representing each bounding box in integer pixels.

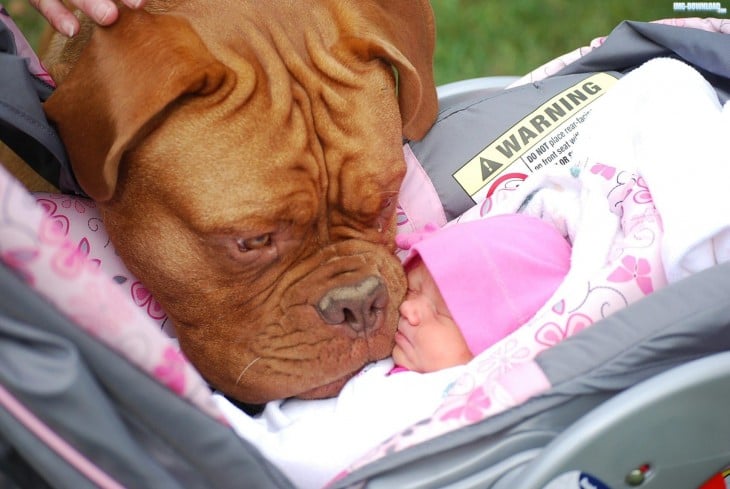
[
  {"left": 29, "top": 0, "right": 80, "bottom": 37},
  {"left": 70, "top": 0, "right": 119, "bottom": 26},
  {"left": 120, "top": 0, "right": 146, "bottom": 8}
]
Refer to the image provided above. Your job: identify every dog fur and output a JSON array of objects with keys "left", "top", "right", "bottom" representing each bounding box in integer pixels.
[{"left": 40, "top": 0, "right": 437, "bottom": 403}]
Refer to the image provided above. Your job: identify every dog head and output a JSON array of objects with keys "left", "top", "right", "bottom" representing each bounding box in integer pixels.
[{"left": 44, "top": 0, "right": 437, "bottom": 403}]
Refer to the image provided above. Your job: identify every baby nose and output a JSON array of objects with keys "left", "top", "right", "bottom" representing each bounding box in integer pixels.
[{"left": 398, "top": 299, "right": 420, "bottom": 326}]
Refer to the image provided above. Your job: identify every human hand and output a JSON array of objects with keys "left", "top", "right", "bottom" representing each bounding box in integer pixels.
[{"left": 29, "top": 0, "right": 146, "bottom": 37}]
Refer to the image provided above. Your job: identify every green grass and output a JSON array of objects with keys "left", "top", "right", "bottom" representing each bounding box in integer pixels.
[
  {"left": 430, "top": 0, "right": 695, "bottom": 84},
  {"left": 5, "top": 0, "right": 721, "bottom": 85}
]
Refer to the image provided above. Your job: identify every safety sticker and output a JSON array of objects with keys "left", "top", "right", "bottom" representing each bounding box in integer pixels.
[{"left": 452, "top": 72, "right": 619, "bottom": 203}]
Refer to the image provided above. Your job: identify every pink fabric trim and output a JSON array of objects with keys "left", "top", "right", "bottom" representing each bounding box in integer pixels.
[
  {"left": 0, "top": 383, "right": 125, "bottom": 489},
  {"left": 387, "top": 365, "right": 409, "bottom": 375},
  {"left": 498, "top": 360, "right": 550, "bottom": 405},
  {"left": 395, "top": 145, "right": 447, "bottom": 245}
]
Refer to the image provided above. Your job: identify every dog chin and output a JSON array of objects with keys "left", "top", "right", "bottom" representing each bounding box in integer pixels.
[{"left": 295, "top": 368, "right": 362, "bottom": 399}]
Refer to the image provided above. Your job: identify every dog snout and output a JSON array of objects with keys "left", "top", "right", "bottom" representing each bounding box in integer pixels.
[{"left": 317, "top": 276, "right": 388, "bottom": 332}]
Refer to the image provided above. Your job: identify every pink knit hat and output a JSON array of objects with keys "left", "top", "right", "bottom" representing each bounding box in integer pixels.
[{"left": 397, "top": 214, "right": 571, "bottom": 355}]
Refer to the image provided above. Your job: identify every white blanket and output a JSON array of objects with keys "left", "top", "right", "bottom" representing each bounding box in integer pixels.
[
  {"left": 213, "top": 359, "right": 465, "bottom": 489},
  {"left": 569, "top": 57, "right": 730, "bottom": 283}
]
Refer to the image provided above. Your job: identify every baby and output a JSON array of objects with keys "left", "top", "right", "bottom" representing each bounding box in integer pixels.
[
  {"left": 213, "top": 213, "right": 571, "bottom": 489},
  {"left": 393, "top": 213, "right": 572, "bottom": 373}
]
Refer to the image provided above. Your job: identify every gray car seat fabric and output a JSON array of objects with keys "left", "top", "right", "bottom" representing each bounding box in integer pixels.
[
  {"left": 555, "top": 20, "right": 730, "bottom": 103},
  {"left": 0, "top": 13, "right": 79, "bottom": 195},
  {"left": 0, "top": 263, "right": 295, "bottom": 489},
  {"left": 501, "top": 350, "right": 730, "bottom": 489},
  {"left": 332, "top": 261, "right": 730, "bottom": 488}
]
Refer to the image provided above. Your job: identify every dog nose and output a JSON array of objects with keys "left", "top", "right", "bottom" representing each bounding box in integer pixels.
[{"left": 317, "top": 276, "right": 388, "bottom": 332}]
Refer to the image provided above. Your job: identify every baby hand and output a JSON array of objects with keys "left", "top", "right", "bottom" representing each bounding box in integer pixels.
[{"left": 29, "top": 0, "right": 146, "bottom": 37}]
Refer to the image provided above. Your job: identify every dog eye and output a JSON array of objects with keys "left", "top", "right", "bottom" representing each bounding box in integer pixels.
[{"left": 236, "top": 234, "right": 272, "bottom": 252}]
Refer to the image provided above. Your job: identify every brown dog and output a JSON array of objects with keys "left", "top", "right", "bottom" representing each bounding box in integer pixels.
[{"left": 42, "top": 0, "right": 437, "bottom": 403}]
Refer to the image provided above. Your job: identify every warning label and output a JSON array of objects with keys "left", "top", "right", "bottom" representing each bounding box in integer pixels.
[{"left": 453, "top": 72, "right": 619, "bottom": 202}]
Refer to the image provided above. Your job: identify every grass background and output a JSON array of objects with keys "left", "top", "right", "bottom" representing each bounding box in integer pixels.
[{"left": 4, "top": 0, "right": 722, "bottom": 85}]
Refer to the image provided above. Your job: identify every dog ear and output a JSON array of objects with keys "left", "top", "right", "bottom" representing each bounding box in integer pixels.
[
  {"left": 348, "top": 0, "right": 438, "bottom": 141},
  {"left": 44, "top": 9, "right": 229, "bottom": 202}
]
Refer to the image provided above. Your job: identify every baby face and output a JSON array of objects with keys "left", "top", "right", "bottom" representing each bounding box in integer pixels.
[{"left": 392, "top": 257, "right": 473, "bottom": 372}]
